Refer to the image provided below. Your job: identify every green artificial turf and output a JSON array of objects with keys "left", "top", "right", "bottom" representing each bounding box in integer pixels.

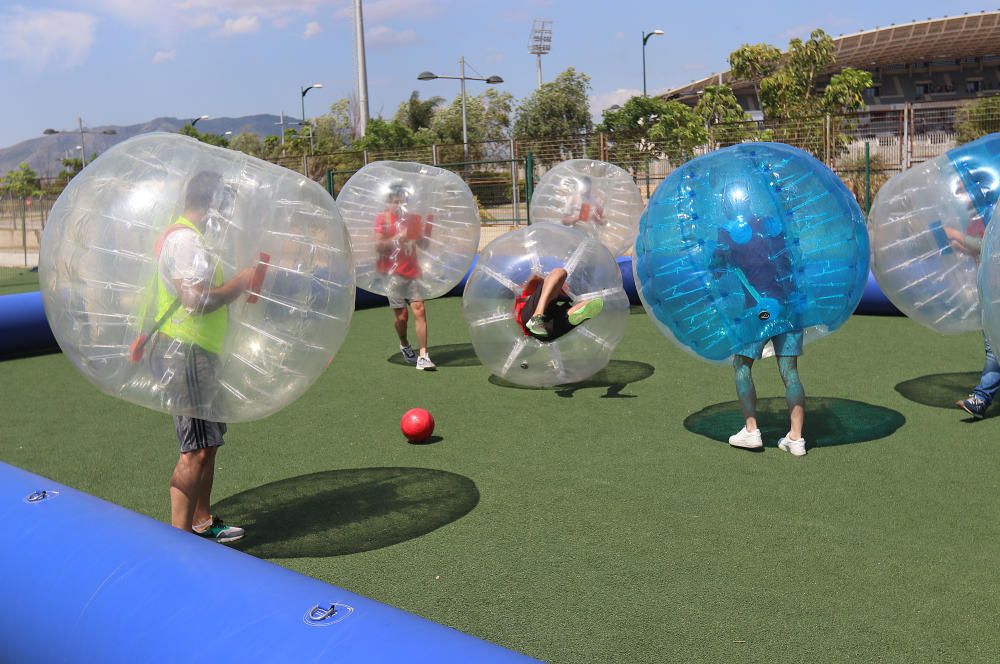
[
  {"left": 0, "top": 268, "right": 39, "bottom": 295},
  {"left": 2, "top": 299, "right": 999, "bottom": 662}
]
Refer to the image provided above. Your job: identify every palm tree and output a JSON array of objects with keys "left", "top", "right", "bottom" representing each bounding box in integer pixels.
[{"left": 396, "top": 91, "right": 443, "bottom": 132}]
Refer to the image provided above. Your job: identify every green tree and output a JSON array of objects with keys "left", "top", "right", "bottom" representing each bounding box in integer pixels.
[
  {"left": 430, "top": 88, "right": 513, "bottom": 162},
  {"left": 393, "top": 91, "right": 444, "bottom": 132},
  {"left": 598, "top": 96, "right": 707, "bottom": 161},
  {"left": 822, "top": 69, "right": 873, "bottom": 114},
  {"left": 694, "top": 84, "right": 757, "bottom": 148},
  {"left": 728, "top": 43, "right": 781, "bottom": 111},
  {"left": 178, "top": 124, "right": 230, "bottom": 148},
  {"left": 314, "top": 98, "right": 359, "bottom": 151},
  {"left": 956, "top": 95, "right": 1000, "bottom": 144},
  {"left": 1, "top": 163, "right": 42, "bottom": 198},
  {"left": 229, "top": 131, "right": 262, "bottom": 157},
  {"left": 513, "top": 67, "right": 593, "bottom": 138},
  {"left": 352, "top": 118, "right": 432, "bottom": 152}
]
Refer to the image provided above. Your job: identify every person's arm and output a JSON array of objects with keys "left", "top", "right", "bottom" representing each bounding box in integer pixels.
[
  {"left": 944, "top": 226, "right": 983, "bottom": 257},
  {"left": 374, "top": 213, "right": 396, "bottom": 253},
  {"left": 174, "top": 269, "right": 256, "bottom": 313}
]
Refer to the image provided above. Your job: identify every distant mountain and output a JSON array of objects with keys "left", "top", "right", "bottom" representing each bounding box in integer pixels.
[{"left": 0, "top": 114, "right": 300, "bottom": 179}]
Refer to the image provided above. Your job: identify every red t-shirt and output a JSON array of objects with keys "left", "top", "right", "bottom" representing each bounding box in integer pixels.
[
  {"left": 375, "top": 210, "right": 427, "bottom": 280},
  {"left": 513, "top": 282, "right": 538, "bottom": 336}
]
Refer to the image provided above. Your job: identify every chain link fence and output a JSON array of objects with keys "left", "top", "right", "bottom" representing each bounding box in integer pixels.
[{"left": 4, "top": 99, "right": 997, "bottom": 278}]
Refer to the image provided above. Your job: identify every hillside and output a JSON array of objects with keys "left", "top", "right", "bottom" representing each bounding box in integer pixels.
[{"left": 0, "top": 115, "right": 297, "bottom": 179}]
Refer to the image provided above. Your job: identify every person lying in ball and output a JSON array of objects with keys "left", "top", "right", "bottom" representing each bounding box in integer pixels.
[{"left": 514, "top": 267, "right": 604, "bottom": 342}]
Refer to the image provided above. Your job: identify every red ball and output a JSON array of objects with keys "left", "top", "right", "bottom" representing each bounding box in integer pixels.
[{"left": 401, "top": 408, "right": 435, "bottom": 443}]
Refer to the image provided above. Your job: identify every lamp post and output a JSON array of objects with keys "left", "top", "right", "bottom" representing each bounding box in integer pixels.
[
  {"left": 300, "top": 83, "right": 323, "bottom": 155},
  {"left": 641, "top": 29, "right": 664, "bottom": 97},
  {"left": 418, "top": 57, "right": 503, "bottom": 162},
  {"left": 42, "top": 118, "right": 117, "bottom": 168},
  {"left": 191, "top": 115, "right": 210, "bottom": 128}
]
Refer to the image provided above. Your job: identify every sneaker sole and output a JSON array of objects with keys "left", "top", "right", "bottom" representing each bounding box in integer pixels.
[
  {"left": 728, "top": 439, "right": 763, "bottom": 449},
  {"left": 778, "top": 442, "right": 807, "bottom": 456},
  {"left": 956, "top": 400, "right": 985, "bottom": 419},
  {"left": 568, "top": 299, "right": 604, "bottom": 326}
]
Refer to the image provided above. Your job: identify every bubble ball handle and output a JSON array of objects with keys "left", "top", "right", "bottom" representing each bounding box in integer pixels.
[{"left": 247, "top": 252, "right": 271, "bottom": 304}]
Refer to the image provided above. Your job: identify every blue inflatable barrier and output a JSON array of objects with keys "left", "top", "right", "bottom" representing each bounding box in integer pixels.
[
  {"left": 0, "top": 461, "right": 535, "bottom": 663},
  {"left": 0, "top": 291, "right": 58, "bottom": 358}
]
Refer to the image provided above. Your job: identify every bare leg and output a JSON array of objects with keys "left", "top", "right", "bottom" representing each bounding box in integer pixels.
[
  {"left": 533, "top": 268, "right": 568, "bottom": 316},
  {"left": 777, "top": 356, "right": 805, "bottom": 440},
  {"left": 192, "top": 446, "right": 218, "bottom": 528},
  {"left": 734, "top": 355, "right": 758, "bottom": 432},
  {"left": 410, "top": 300, "right": 428, "bottom": 356},
  {"left": 393, "top": 306, "right": 409, "bottom": 347},
  {"left": 170, "top": 448, "right": 214, "bottom": 531}
]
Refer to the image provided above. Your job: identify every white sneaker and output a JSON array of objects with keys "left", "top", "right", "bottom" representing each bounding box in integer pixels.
[
  {"left": 400, "top": 344, "right": 418, "bottom": 364},
  {"left": 778, "top": 435, "right": 807, "bottom": 456},
  {"left": 416, "top": 354, "right": 436, "bottom": 371},
  {"left": 728, "top": 427, "right": 763, "bottom": 449}
]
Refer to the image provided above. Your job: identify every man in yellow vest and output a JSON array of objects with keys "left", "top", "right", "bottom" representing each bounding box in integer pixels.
[{"left": 151, "top": 170, "right": 257, "bottom": 542}]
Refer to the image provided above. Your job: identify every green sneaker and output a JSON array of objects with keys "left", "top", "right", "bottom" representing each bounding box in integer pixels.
[
  {"left": 194, "top": 515, "right": 245, "bottom": 543},
  {"left": 525, "top": 314, "right": 549, "bottom": 337},
  {"left": 568, "top": 297, "right": 604, "bottom": 326}
]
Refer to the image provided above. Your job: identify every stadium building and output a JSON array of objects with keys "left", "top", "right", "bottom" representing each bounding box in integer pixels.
[{"left": 665, "top": 11, "right": 1000, "bottom": 117}]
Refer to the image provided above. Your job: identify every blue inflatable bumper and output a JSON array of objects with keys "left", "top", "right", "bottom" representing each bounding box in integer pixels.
[
  {"left": 0, "top": 461, "right": 535, "bottom": 663},
  {"left": 0, "top": 258, "right": 898, "bottom": 359}
]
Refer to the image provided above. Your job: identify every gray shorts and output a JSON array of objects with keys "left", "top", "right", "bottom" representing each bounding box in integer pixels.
[
  {"left": 173, "top": 415, "right": 227, "bottom": 453},
  {"left": 386, "top": 276, "right": 422, "bottom": 309},
  {"left": 149, "top": 336, "right": 226, "bottom": 452},
  {"left": 735, "top": 331, "right": 804, "bottom": 360}
]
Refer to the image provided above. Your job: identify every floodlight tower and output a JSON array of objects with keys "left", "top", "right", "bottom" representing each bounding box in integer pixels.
[{"left": 528, "top": 19, "right": 553, "bottom": 89}]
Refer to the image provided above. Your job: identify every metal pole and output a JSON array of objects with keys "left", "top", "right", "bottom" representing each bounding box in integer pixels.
[
  {"left": 864, "top": 141, "right": 871, "bottom": 215},
  {"left": 460, "top": 56, "right": 469, "bottom": 162},
  {"left": 78, "top": 117, "right": 87, "bottom": 168},
  {"left": 642, "top": 33, "right": 647, "bottom": 97},
  {"left": 354, "top": 0, "right": 370, "bottom": 137},
  {"left": 536, "top": 54, "right": 543, "bottom": 89},
  {"left": 510, "top": 138, "right": 519, "bottom": 225}
]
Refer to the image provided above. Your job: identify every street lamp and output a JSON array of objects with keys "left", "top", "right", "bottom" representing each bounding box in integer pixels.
[
  {"left": 642, "top": 29, "right": 664, "bottom": 97},
  {"left": 42, "top": 118, "right": 117, "bottom": 168},
  {"left": 300, "top": 83, "right": 323, "bottom": 156},
  {"left": 418, "top": 57, "right": 504, "bottom": 162},
  {"left": 191, "top": 115, "right": 210, "bottom": 127}
]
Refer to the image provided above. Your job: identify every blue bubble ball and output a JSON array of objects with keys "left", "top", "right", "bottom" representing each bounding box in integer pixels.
[{"left": 633, "top": 142, "right": 869, "bottom": 362}]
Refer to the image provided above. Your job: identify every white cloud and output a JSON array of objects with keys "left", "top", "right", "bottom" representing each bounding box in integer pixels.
[
  {"left": 338, "top": 0, "right": 437, "bottom": 23},
  {"left": 221, "top": 15, "right": 261, "bottom": 36},
  {"left": 152, "top": 49, "right": 176, "bottom": 64},
  {"left": 0, "top": 8, "right": 97, "bottom": 70},
  {"left": 303, "top": 21, "right": 321, "bottom": 38},
  {"left": 366, "top": 24, "right": 416, "bottom": 49},
  {"left": 590, "top": 88, "right": 642, "bottom": 116}
]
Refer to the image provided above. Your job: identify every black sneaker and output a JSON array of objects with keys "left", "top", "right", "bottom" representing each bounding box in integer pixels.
[{"left": 957, "top": 394, "right": 989, "bottom": 419}]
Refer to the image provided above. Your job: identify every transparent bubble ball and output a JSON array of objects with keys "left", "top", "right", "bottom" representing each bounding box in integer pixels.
[
  {"left": 338, "top": 161, "right": 480, "bottom": 301},
  {"left": 870, "top": 133, "right": 1000, "bottom": 333},
  {"left": 634, "top": 142, "right": 869, "bottom": 362},
  {"left": 39, "top": 133, "right": 355, "bottom": 422},
  {"left": 463, "top": 224, "right": 630, "bottom": 387},
  {"left": 529, "top": 159, "right": 644, "bottom": 256}
]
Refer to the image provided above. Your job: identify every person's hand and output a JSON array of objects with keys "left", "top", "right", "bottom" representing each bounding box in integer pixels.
[
  {"left": 943, "top": 227, "right": 974, "bottom": 255},
  {"left": 236, "top": 267, "right": 257, "bottom": 290}
]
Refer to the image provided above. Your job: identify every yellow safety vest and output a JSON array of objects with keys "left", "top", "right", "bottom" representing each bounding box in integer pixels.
[{"left": 156, "top": 216, "right": 227, "bottom": 354}]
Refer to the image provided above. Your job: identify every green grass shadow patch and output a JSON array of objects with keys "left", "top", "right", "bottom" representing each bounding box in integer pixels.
[
  {"left": 387, "top": 343, "right": 481, "bottom": 368},
  {"left": 684, "top": 396, "right": 905, "bottom": 448},
  {"left": 487, "top": 359, "right": 654, "bottom": 398},
  {"left": 216, "top": 467, "right": 479, "bottom": 558}
]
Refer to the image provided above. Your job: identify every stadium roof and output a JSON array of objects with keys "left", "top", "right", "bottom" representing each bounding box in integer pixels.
[{"left": 665, "top": 11, "right": 1000, "bottom": 99}]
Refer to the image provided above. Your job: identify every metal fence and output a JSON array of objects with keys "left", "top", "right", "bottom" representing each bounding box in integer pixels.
[{"left": 3, "top": 99, "right": 996, "bottom": 275}]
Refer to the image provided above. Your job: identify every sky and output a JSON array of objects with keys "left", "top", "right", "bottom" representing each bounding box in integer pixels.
[{"left": 0, "top": 0, "right": 992, "bottom": 148}]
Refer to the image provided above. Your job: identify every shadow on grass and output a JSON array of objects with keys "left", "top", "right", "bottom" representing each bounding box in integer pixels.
[
  {"left": 488, "top": 359, "right": 654, "bottom": 398},
  {"left": 387, "top": 343, "right": 481, "bottom": 368},
  {"left": 684, "top": 397, "right": 906, "bottom": 449},
  {"left": 894, "top": 372, "right": 1000, "bottom": 420},
  {"left": 215, "top": 467, "right": 479, "bottom": 559}
]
